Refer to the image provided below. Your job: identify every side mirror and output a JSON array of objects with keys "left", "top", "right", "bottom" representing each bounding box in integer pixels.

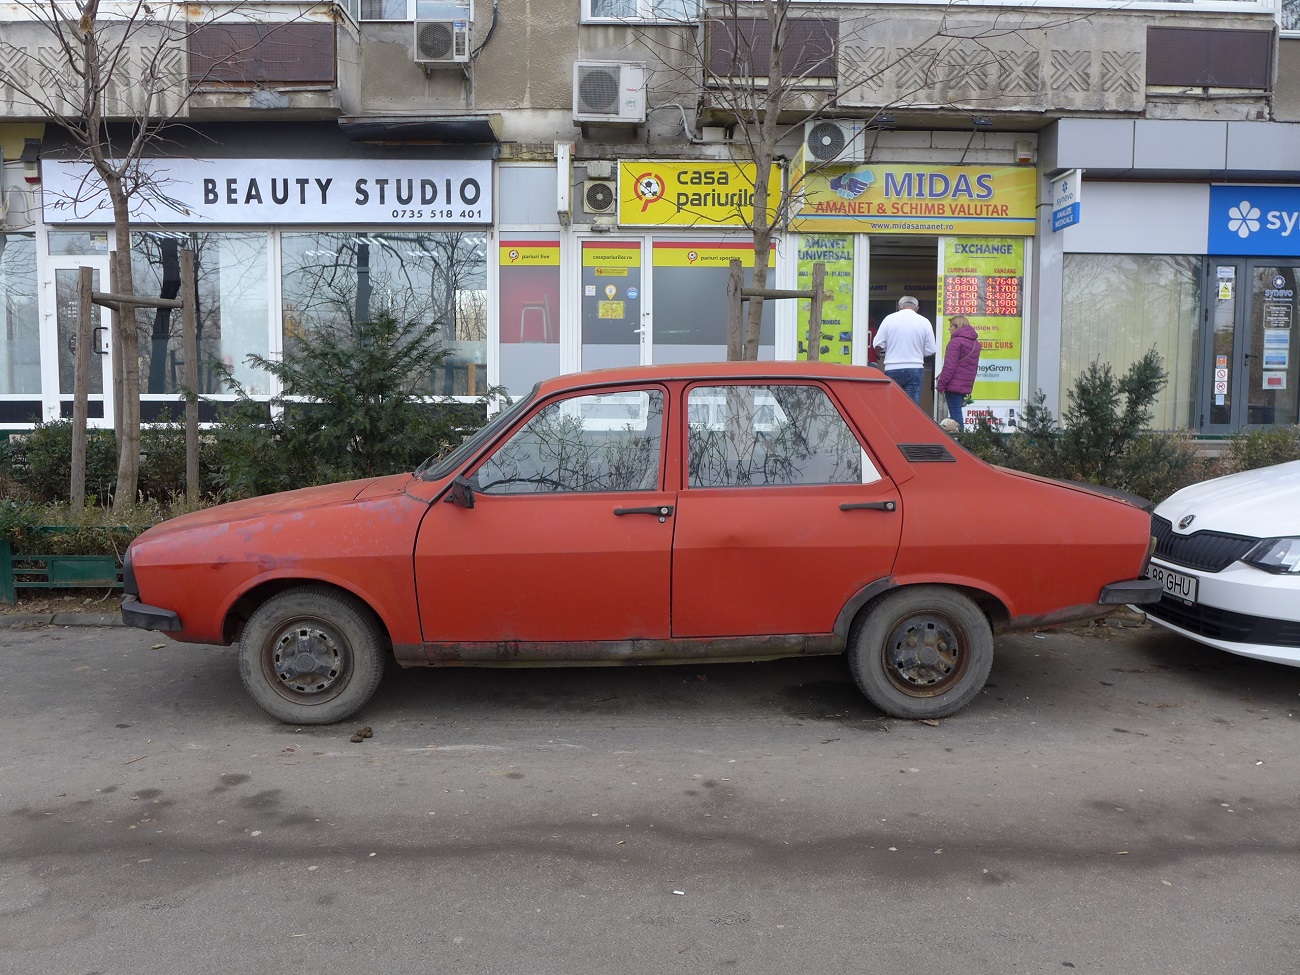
[{"left": 443, "top": 475, "right": 476, "bottom": 509}]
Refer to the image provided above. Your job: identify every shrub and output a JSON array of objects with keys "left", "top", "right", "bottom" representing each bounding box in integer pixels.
[
  {"left": 1, "top": 421, "right": 118, "bottom": 505},
  {"left": 0, "top": 497, "right": 184, "bottom": 558},
  {"left": 0, "top": 415, "right": 217, "bottom": 507},
  {"left": 209, "top": 313, "right": 491, "bottom": 498},
  {"left": 958, "top": 350, "right": 1205, "bottom": 503},
  {"left": 1216, "top": 425, "right": 1300, "bottom": 475},
  {"left": 137, "top": 410, "right": 219, "bottom": 503}
]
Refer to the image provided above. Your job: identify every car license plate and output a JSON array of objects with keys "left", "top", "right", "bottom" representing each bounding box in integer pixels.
[{"left": 1147, "top": 563, "right": 1198, "bottom": 604}]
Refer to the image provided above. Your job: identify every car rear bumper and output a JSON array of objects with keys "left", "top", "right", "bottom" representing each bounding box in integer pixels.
[
  {"left": 121, "top": 594, "right": 182, "bottom": 632},
  {"left": 1100, "top": 578, "right": 1162, "bottom": 604}
]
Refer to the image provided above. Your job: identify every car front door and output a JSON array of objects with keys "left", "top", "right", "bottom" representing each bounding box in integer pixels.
[
  {"left": 414, "top": 386, "right": 674, "bottom": 643},
  {"left": 671, "top": 382, "right": 903, "bottom": 638}
]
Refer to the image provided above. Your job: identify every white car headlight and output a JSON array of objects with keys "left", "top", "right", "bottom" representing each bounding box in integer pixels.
[{"left": 1244, "top": 537, "right": 1300, "bottom": 574}]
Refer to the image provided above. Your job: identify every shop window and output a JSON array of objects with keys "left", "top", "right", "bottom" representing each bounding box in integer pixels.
[
  {"left": 281, "top": 231, "right": 487, "bottom": 397},
  {"left": 132, "top": 232, "right": 272, "bottom": 397},
  {"left": 47, "top": 231, "right": 109, "bottom": 256},
  {"left": 1060, "top": 254, "right": 1200, "bottom": 430},
  {"left": 686, "top": 384, "right": 867, "bottom": 488},
  {"left": 651, "top": 241, "right": 775, "bottom": 362},
  {"left": 0, "top": 234, "right": 41, "bottom": 396},
  {"left": 1286, "top": 0, "right": 1300, "bottom": 33},
  {"left": 499, "top": 238, "right": 561, "bottom": 397}
]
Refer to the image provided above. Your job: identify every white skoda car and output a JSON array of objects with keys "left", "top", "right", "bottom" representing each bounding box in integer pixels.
[{"left": 1141, "top": 460, "right": 1300, "bottom": 665}]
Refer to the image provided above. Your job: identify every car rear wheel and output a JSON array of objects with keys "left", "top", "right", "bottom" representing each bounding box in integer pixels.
[
  {"left": 848, "top": 586, "right": 994, "bottom": 720},
  {"left": 238, "top": 587, "right": 387, "bottom": 725}
]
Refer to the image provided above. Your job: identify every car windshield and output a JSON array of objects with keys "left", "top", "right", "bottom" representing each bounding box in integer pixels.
[{"left": 416, "top": 388, "right": 537, "bottom": 481}]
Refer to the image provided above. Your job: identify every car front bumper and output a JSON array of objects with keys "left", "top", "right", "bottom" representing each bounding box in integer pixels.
[
  {"left": 121, "top": 594, "right": 182, "bottom": 633},
  {"left": 1138, "top": 557, "right": 1300, "bottom": 666}
]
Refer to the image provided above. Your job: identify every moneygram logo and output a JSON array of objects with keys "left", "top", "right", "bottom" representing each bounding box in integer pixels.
[{"left": 1228, "top": 200, "right": 1261, "bottom": 238}]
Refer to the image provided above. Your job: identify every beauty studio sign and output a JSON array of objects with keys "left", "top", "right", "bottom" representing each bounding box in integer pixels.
[{"left": 41, "top": 158, "right": 494, "bottom": 226}]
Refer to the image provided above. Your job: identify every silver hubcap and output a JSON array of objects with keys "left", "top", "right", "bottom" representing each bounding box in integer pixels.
[
  {"left": 882, "top": 614, "right": 966, "bottom": 697},
  {"left": 270, "top": 621, "right": 348, "bottom": 696}
]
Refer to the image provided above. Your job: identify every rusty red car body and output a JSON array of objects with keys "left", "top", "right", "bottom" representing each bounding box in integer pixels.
[{"left": 122, "top": 362, "right": 1160, "bottom": 724}]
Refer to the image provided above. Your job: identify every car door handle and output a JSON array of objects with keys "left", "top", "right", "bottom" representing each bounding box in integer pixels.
[
  {"left": 614, "top": 505, "right": 674, "bottom": 517},
  {"left": 840, "top": 501, "right": 896, "bottom": 512}
]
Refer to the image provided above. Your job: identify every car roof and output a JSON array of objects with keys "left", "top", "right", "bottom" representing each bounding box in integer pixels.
[{"left": 534, "top": 361, "right": 891, "bottom": 397}]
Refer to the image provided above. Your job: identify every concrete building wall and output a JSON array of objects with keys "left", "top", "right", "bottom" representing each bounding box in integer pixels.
[{"left": 1277, "top": 38, "right": 1300, "bottom": 124}]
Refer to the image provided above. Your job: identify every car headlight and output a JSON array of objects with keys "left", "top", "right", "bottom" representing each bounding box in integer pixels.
[{"left": 1243, "top": 537, "right": 1300, "bottom": 574}]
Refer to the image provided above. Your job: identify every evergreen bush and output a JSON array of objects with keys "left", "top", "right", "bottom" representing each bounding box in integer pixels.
[
  {"left": 1, "top": 421, "right": 118, "bottom": 505},
  {"left": 210, "top": 313, "right": 490, "bottom": 498},
  {"left": 1217, "top": 425, "right": 1300, "bottom": 475},
  {"left": 959, "top": 350, "right": 1205, "bottom": 502}
]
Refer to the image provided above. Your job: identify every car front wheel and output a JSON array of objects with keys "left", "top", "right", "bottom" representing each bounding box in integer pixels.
[
  {"left": 238, "top": 587, "right": 387, "bottom": 725},
  {"left": 848, "top": 586, "right": 994, "bottom": 720}
]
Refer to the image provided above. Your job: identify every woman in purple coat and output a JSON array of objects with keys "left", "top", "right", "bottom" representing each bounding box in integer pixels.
[{"left": 935, "top": 315, "right": 982, "bottom": 430}]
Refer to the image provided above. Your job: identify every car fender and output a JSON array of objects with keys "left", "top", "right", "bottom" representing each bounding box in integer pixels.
[
  {"left": 834, "top": 575, "right": 1013, "bottom": 642},
  {"left": 212, "top": 565, "right": 414, "bottom": 648}
]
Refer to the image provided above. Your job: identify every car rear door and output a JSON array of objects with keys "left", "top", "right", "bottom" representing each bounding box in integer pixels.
[
  {"left": 671, "top": 382, "right": 903, "bottom": 638},
  {"left": 414, "top": 386, "right": 674, "bottom": 643}
]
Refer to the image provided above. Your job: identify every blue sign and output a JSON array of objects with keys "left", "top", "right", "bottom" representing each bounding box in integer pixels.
[
  {"left": 1052, "top": 203, "right": 1080, "bottom": 232},
  {"left": 1209, "top": 185, "right": 1300, "bottom": 256},
  {"left": 1051, "top": 170, "right": 1081, "bottom": 233}
]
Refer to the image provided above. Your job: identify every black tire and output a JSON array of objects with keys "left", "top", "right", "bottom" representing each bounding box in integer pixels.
[
  {"left": 238, "top": 587, "right": 388, "bottom": 725},
  {"left": 847, "top": 586, "right": 994, "bottom": 720}
]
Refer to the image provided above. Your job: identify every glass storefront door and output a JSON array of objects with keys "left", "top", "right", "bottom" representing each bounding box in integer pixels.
[
  {"left": 579, "top": 236, "right": 777, "bottom": 370},
  {"left": 1247, "top": 265, "right": 1299, "bottom": 426},
  {"left": 46, "top": 256, "right": 113, "bottom": 424},
  {"left": 1201, "top": 259, "right": 1300, "bottom": 432},
  {"left": 580, "top": 238, "right": 645, "bottom": 370}
]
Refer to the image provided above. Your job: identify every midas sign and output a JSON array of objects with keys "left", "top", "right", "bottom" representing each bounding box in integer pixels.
[
  {"left": 793, "top": 164, "right": 1038, "bottom": 236},
  {"left": 618, "top": 161, "right": 782, "bottom": 227}
]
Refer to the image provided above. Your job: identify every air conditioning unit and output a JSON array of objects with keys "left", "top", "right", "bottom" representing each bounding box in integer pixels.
[
  {"left": 804, "top": 119, "right": 867, "bottom": 164},
  {"left": 583, "top": 180, "right": 616, "bottom": 214},
  {"left": 573, "top": 61, "right": 647, "bottom": 124},
  {"left": 414, "top": 20, "right": 470, "bottom": 65}
]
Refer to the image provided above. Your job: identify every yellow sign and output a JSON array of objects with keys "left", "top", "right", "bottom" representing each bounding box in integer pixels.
[
  {"left": 792, "top": 158, "right": 1037, "bottom": 236},
  {"left": 499, "top": 240, "right": 559, "bottom": 266},
  {"left": 618, "top": 161, "right": 782, "bottom": 227},
  {"left": 598, "top": 301, "right": 625, "bottom": 319},
  {"left": 651, "top": 241, "right": 772, "bottom": 268},
  {"left": 938, "top": 237, "right": 1025, "bottom": 402}
]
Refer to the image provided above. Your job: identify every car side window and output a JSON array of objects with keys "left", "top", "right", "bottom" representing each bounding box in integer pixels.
[
  {"left": 474, "top": 389, "right": 664, "bottom": 494},
  {"left": 687, "top": 384, "right": 874, "bottom": 488}
]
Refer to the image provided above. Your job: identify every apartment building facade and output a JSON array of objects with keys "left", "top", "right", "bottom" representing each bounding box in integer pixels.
[{"left": 0, "top": 0, "right": 1297, "bottom": 433}]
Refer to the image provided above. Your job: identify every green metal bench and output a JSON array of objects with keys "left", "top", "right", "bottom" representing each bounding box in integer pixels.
[{"left": 0, "top": 536, "right": 125, "bottom": 605}]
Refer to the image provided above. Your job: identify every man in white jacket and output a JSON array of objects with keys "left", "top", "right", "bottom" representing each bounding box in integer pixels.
[{"left": 872, "top": 296, "right": 936, "bottom": 405}]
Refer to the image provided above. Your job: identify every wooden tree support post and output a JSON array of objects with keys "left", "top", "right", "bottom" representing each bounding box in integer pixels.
[
  {"left": 733, "top": 260, "right": 829, "bottom": 361},
  {"left": 727, "top": 260, "right": 744, "bottom": 362},
  {"left": 90, "top": 271, "right": 190, "bottom": 507},
  {"left": 181, "top": 250, "right": 199, "bottom": 506}
]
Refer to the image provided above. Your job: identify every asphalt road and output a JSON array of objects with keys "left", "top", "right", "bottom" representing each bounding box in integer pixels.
[{"left": 1, "top": 618, "right": 1298, "bottom": 975}]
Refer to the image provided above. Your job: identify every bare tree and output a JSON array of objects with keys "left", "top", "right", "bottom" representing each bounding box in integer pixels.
[
  {"left": 638, "top": 0, "right": 1093, "bottom": 359},
  {"left": 0, "top": 0, "right": 312, "bottom": 511}
]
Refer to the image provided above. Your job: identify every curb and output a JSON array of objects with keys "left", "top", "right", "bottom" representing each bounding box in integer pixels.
[{"left": 0, "top": 612, "right": 123, "bottom": 629}]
